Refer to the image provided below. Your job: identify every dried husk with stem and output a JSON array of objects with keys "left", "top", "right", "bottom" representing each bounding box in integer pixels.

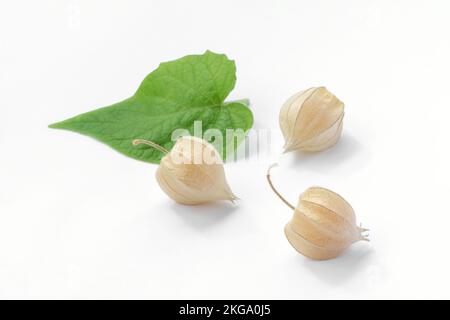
[
  {"left": 266, "top": 164, "right": 369, "bottom": 260},
  {"left": 133, "top": 136, "right": 237, "bottom": 205}
]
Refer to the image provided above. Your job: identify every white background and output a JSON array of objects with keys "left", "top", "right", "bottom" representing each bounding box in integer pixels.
[{"left": 1, "top": 0, "right": 449, "bottom": 299}]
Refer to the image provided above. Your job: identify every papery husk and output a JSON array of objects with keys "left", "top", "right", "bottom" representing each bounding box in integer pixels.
[
  {"left": 156, "top": 136, "right": 237, "bottom": 205},
  {"left": 285, "top": 187, "right": 368, "bottom": 260},
  {"left": 280, "top": 87, "right": 345, "bottom": 153}
]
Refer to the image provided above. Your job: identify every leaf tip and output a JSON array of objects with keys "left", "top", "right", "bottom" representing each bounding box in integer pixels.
[
  {"left": 48, "top": 122, "right": 61, "bottom": 129},
  {"left": 49, "top": 119, "right": 71, "bottom": 130},
  {"left": 205, "top": 50, "right": 234, "bottom": 63},
  {"left": 205, "top": 49, "right": 217, "bottom": 55}
]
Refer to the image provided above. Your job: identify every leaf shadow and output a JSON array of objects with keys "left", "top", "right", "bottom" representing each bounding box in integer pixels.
[
  {"left": 298, "top": 245, "right": 374, "bottom": 285},
  {"left": 287, "top": 134, "right": 362, "bottom": 173},
  {"left": 168, "top": 201, "right": 238, "bottom": 230}
]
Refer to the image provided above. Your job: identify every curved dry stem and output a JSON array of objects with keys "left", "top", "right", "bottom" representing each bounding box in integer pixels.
[
  {"left": 266, "top": 163, "right": 295, "bottom": 211},
  {"left": 133, "top": 139, "right": 169, "bottom": 155}
]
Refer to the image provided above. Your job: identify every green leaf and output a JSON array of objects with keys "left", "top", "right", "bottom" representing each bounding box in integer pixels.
[{"left": 49, "top": 51, "right": 253, "bottom": 163}]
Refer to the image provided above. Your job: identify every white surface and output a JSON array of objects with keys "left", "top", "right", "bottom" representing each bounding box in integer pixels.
[{"left": 1, "top": 0, "right": 449, "bottom": 299}]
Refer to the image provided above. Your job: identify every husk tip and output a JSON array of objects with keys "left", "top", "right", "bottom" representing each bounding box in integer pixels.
[{"left": 229, "top": 194, "right": 240, "bottom": 204}]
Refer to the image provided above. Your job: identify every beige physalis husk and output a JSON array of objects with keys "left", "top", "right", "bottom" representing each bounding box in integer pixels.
[
  {"left": 267, "top": 164, "right": 369, "bottom": 260},
  {"left": 133, "top": 136, "right": 237, "bottom": 205},
  {"left": 279, "top": 87, "right": 345, "bottom": 153}
]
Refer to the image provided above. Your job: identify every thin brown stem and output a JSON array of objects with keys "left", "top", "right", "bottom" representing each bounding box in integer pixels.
[
  {"left": 133, "top": 139, "right": 169, "bottom": 155},
  {"left": 266, "top": 163, "right": 295, "bottom": 210}
]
